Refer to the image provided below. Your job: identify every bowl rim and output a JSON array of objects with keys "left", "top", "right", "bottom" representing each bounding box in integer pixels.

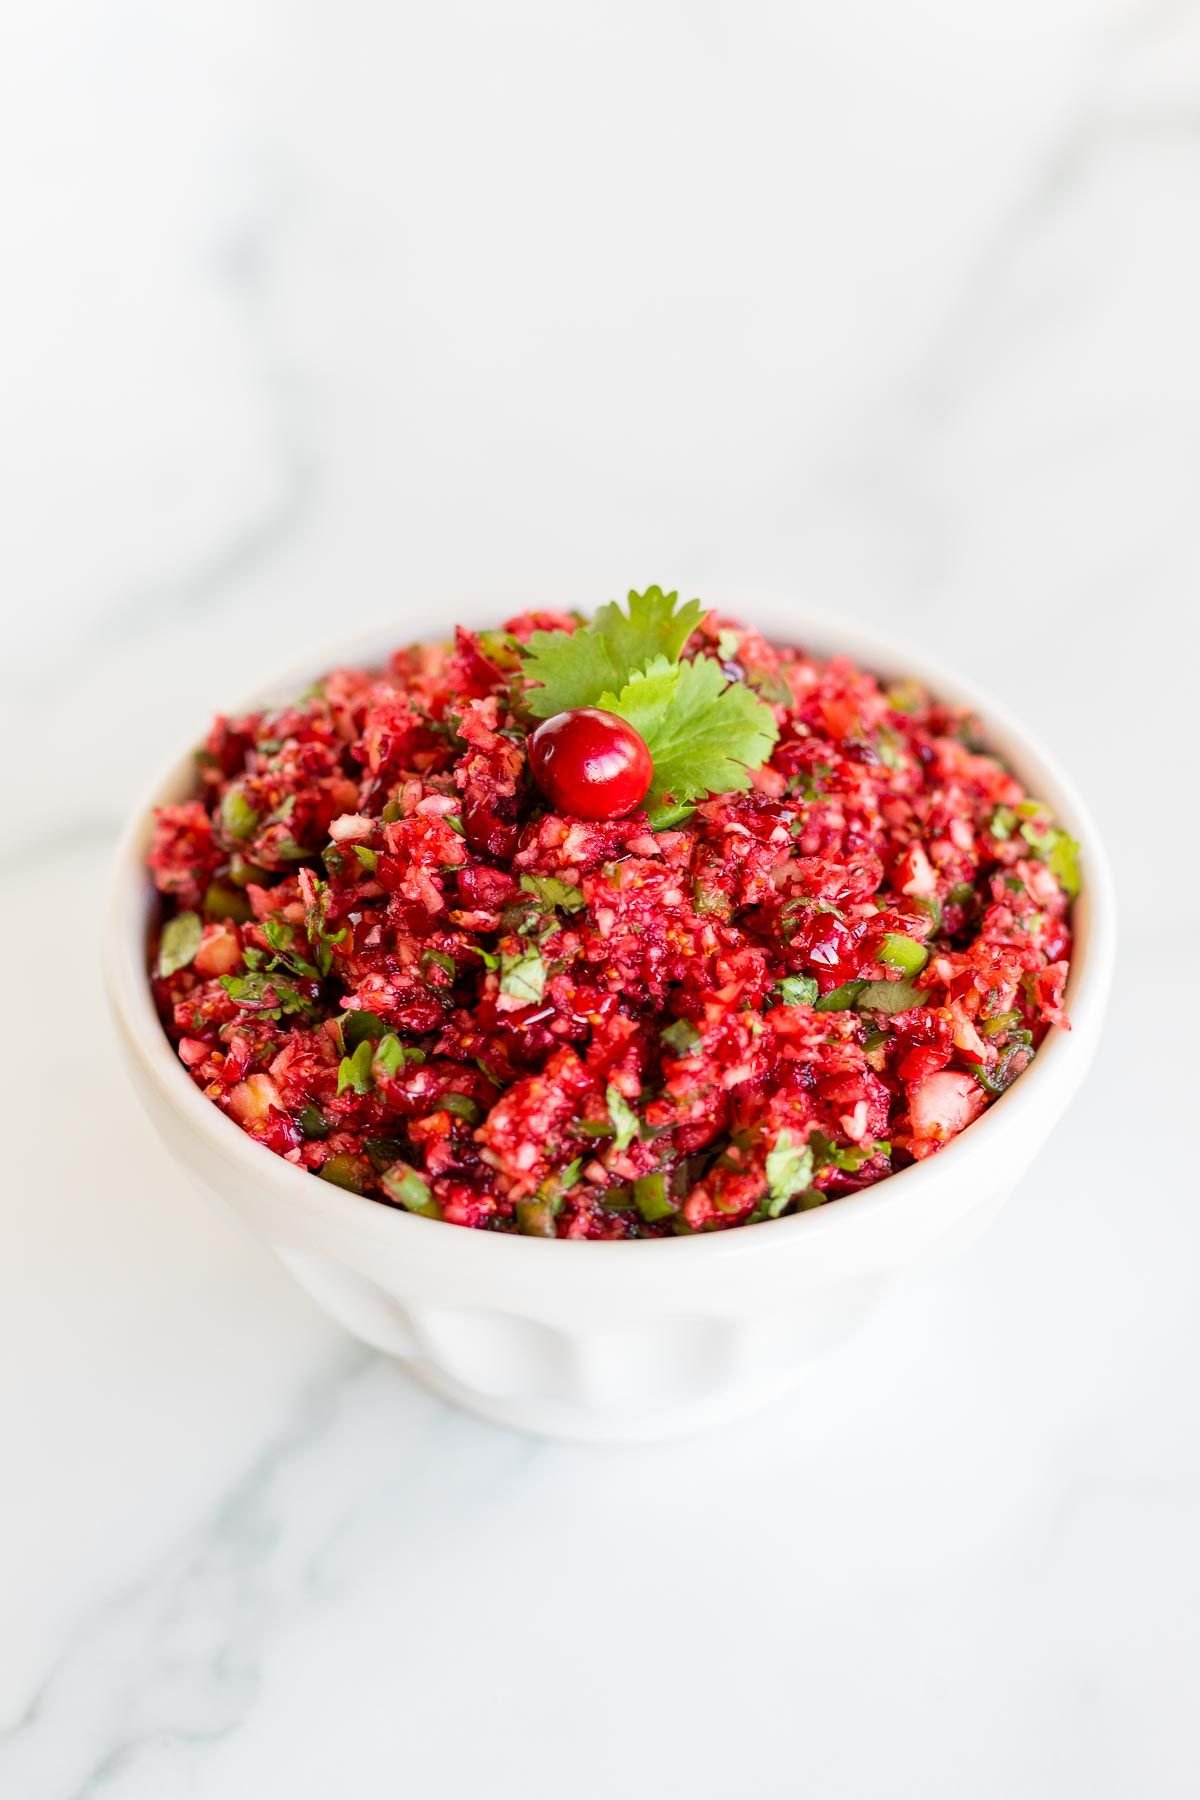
[{"left": 103, "top": 591, "right": 1117, "bottom": 1267}]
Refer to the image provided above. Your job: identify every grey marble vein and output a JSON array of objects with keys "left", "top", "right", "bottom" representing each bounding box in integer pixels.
[{"left": 0, "top": 1349, "right": 541, "bottom": 1800}]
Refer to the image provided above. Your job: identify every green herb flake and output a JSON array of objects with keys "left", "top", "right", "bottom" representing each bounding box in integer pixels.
[
  {"left": 297, "top": 1104, "right": 331, "bottom": 1140},
  {"left": 606, "top": 1085, "right": 641, "bottom": 1152},
  {"left": 421, "top": 948, "right": 457, "bottom": 979},
  {"left": 854, "top": 976, "right": 930, "bottom": 1014},
  {"left": 262, "top": 916, "right": 320, "bottom": 979},
  {"left": 764, "top": 1131, "right": 816, "bottom": 1215},
  {"left": 336, "top": 1038, "right": 374, "bottom": 1097},
  {"left": 364, "top": 1136, "right": 407, "bottom": 1173},
  {"left": 439, "top": 1092, "right": 482, "bottom": 1124},
  {"left": 219, "top": 970, "right": 314, "bottom": 1019},
  {"left": 810, "top": 1131, "right": 890, "bottom": 1174},
  {"left": 647, "top": 801, "right": 696, "bottom": 831},
  {"left": 157, "top": 911, "right": 203, "bottom": 978},
  {"left": 661, "top": 1017, "right": 702, "bottom": 1055},
  {"left": 353, "top": 845, "right": 378, "bottom": 873},
  {"left": 500, "top": 944, "right": 546, "bottom": 1005},
  {"left": 968, "top": 1026, "right": 1035, "bottom": 1097},
  {"left": 341, "top": 1011, "right": 386, "bottom": 1050},
  {"left": 372, "top": 1036, "right": 406, "bottom": 1072},
  {"left": 520, "top": 874, "right": 586, "bottom": 912},
  {"left": 775, "top": 974, "right": 820, "bottom": 1007},
  {"left": 557, "top": 1156, "right": 584, "bottom": 1191}
]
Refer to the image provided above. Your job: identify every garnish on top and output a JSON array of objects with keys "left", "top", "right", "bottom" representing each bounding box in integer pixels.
[
  {"left": 145, "top": 590, "right": 1080, "bottom": 1239},
  {"left": 518, "top": 587, "right": 779, "bottom": 825}
]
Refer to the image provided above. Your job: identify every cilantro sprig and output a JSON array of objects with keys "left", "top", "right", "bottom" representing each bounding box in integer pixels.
[
  {"left": 520, "top": 587, "right": 704, "bottom": 719},
  {"left": 518, "top": 587, "right": 779, "bottom": 822}
]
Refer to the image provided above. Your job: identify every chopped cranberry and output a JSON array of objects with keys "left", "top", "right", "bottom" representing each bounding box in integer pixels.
[
  {"left": 462, "top": 793, "right": 522, "bottom": 860},
  {"left": 528, "top": 709, "right": 653, "bottom": 821},
  {"left": 790, "top": 910, "right": 862, "bottom": 976},
  {"left": 148, "top": 606, "right": 1076, "bottom": 1238}
]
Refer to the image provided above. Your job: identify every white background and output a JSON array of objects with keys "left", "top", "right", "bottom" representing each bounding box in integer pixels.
[{"left": 2, "top": 4, "right": 1198, "bottom": 1795}]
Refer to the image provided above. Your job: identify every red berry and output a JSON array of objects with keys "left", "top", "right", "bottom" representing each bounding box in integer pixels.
[{"left": 527, "top": 708, "right": 653, "bottom": 820}]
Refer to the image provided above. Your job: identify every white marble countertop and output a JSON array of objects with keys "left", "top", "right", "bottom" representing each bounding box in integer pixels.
[{"left": 2, "top": 3, "right": 1197, "bottom": 1794}]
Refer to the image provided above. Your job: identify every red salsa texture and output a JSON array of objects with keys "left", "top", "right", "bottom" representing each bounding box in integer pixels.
[{"left": 147, "top": 597, "right": 1077, "bottom": 1237}]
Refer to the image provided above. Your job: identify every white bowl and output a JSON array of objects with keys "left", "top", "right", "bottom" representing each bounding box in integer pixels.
[{"left": 104, "top": 596, "right": 1116, "bottom": 1441}]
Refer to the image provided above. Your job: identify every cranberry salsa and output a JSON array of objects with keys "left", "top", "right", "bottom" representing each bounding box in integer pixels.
[{"left": 148, "top": 589, "right": 1078, "bottom": 1238}]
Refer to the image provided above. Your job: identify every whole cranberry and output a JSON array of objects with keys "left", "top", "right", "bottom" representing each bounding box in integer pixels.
[{"left": 527, "top": 709, "right": 653, "bottom": 820}]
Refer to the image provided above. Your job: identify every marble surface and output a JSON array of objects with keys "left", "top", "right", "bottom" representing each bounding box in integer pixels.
[{"left": 2, "top": 3, "right": 1197, "bottom": 1793}]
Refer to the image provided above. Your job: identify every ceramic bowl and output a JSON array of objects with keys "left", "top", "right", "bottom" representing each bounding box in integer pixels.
[{"left": 104, "top": 596, "right": 1116, "bottom": 1440}]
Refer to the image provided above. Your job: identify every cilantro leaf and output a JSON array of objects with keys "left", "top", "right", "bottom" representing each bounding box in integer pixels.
[
  {"left": 219, "top": 970, "right": 315, "bottom": 1019},
  {"left": 500, "top": 944, "right": 546, "bottom": 1005},
  {"left": 811, "top": 976, "right": 929, "bottom": 1015},
  {"left": 262, "top": 916, "right": 320, "bottom": 979},
  {"left": 809, "top": 1130, "right": 891, "bottom": 1172},
  {"left": 518, "top": 590, "right": 778, "bottom": 810},
  {"left": 661, "top": 1017, "right": 702, "bottom": 1055},
  {"left": 775, "top": 975, "right": 819, "bottom": 1007},
  {"left": 303, "top": 878, "right": 348, "bottom": 975},
  {"left": 157, "top": 911, "right": 203, "bottom": 978},
  {"left": 519, "top": 587, "right": 704, "bottom": 719},
  {"left": 600, "top": 654, "right": 778, "bottom": 812},
  {"left": 764, "top": 1131, "right": 815, "bottom": 1215},
  {"left": 342, "top": 1011, "right": 388, "bottom": 1050},
  {"left": 337, "top": 1038, "right": 374, "bottom": 1096},
  {"left": 592, "top": 586, "right": 704, "bottom": 673},
  {"left": 854, "top": 976, "right": 929, "bottom": 1013},
  {"left": 556, "top": 1156, "right": 584, "bottom": 1191},
  {"left": 606, "top": 1084, "right": 641, "bottom": 1151},
  {"left": 520, "top": 627, "right": 623, "bottom": 719},
  {"left": 519, "top": 874, "right": 586, "bottom": 912},
  {"left": 374, "top": 1035, "right": 405, "bottom": 1078},
  {"left": 374, "top": 1034, "right": 424, "bottom": 1078}
]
